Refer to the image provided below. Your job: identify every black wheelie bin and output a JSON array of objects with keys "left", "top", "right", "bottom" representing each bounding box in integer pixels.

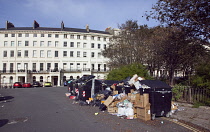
[{"left": 139, "top": 80, "right": 172, "bottom": 120}]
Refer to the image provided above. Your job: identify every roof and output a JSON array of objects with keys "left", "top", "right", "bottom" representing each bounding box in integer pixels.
[{"left": 0, "top": 27, "right": 111, "bottom": 35}]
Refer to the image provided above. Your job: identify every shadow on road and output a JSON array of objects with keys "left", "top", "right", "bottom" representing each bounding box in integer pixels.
[
  {"left": 0, "top": 96, "right": 14, "bottom": 102},
  {"left": 0, "top": 119, "right": 9, "bottom": 127}
]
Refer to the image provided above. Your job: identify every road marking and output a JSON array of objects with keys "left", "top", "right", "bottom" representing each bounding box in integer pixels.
[{"left": 162, "top": 117, "right": 202, "bottom": 132}]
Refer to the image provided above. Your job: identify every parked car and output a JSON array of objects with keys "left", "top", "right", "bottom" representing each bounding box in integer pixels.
[
  {"left": 32, "top": 81, "right": 42, "bottom": 87},
  {"left": 13, "top": 82, "right": 22, "bottom": 88},
  {"left": 22, "top": 82, "right": 32, "bottom": 88},
  {"left": 44, "top": 82, "right": 52, "bottom": 87}
]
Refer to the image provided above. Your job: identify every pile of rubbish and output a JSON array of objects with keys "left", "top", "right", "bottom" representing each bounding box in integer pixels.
[{"left": 65, "top": 74, "right": 178, "bottom": 121}]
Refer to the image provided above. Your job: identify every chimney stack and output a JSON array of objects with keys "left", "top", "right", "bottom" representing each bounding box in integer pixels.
[
  {"left": 86, "top": 24, "right": 89, "bottom": 32},
  {"left": 5, "top": 21, "right": 14, "bottom": 29},
  {"left": 61, "top": 21, "right": 64, "bottom": 30},
  {"left": 33, "top": 20, "right": 40, "bottom": 29}
]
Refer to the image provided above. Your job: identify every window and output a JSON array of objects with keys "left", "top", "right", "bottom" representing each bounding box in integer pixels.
[
  {"left": 24, "top": 63, "right": 28, "bottom": 70},
  {"left": 70, "top": 42, "right": 74, "bottom": 47},
  {"left": 97, "top": 37, "right": 100, "bottom": 41},
  {"left": 47, "top": 63, "right": 51, "bottom": 71},
  {"left": 25, "top": 41, "right": 29, "bottom": 46},
  {"left": 91, "top": 64, "right": 94, "bottom": 70},
  {"left": 98, "top": 52, "right": 102, "bottom": 58},
  {"left": 70, "top": 51, "right": 74, "bottom": 57},
  {"left": 3, "top": 63, "right": 6, "bottom": 72},
  {"left": 10, "top": 63, "right": 14, "bottom": 73},
  {"left": 91, "top": 52, "right": 94, "bottom": 57},
  {"left": 83, "top": 63, "right": 87, "bottom": 69},
  {"left": 24, "top": 50, "right": 28, "bottom": 57},
  {"left": 40, "top": 50, "right": 44, "bottom": 57},
  {"left": 3, "top": 51, "right": 7, "bottom": 57},
  {"left": 83, "top": 43, "right": 87, "bottom": 48},
  {"left": 91, "top": 36, "right": 94, "bottom": 40},
  {"left": 77, "top": 51, "right": 80, "bottom": 57},
  {"left": 83, "top": 35, "right": 87, "bottom": 40},
  {"left": 77, "top": 63, "right": 80, "bottom": 70},
  {"left": 54, "top": 63, "right": 58, "bottom": 71},
  {"left": 5, "top": 34, "right": 8, "bottom": 37},
  {"left": 70, "top": 63, "right": 74, "bottom": 70},
  {"left": 55, "top": 41, "right": 59, "bottom": 47},
  {"left": 48, "top": 34, "right": 52, "bottom": 37},
  {"left": 40, "top": 76, "right": 43, "bottom": 82},
  {"left": 77, "top": 35, "right": 80, "bottom": 39},
  {"left": 104, "top": 64, "right": 107, "bottom": 71},
  {"left": 63, "top": 51, "right": 67, "bottom": 57},
  {"left": 83, "top": 52, "right": 87, "bottom": 57},
  {"left": 33, "top": 34, "right": 37, "bottom": 37},
  {"left": 70, "top": 34, "right": 74, "bottom": 39},
  {"left": 55, "top": 34, "right": 59, "bottom": 38},
  {"left": 98, "top": 64, "right": 101, "bottom": 71},
  {"left": 55, "top": 51, "right": 58, "bottom": 57},
  {"left": 64, "top": 34, "right": 67, "bottom": 38},
  {"left": 98, "top": 44, "right": 101, "bottom": 49},
  {"left": 63, "top": 63, "right": 67, "bottom": 70},
  {"left": 4, "top": 41, "right": 8, "bottom": 47},
  {"left": 47, "top": 50, "right": 51, "bottom": 57},
  {"left": 17, "top": 50, "right": 21, "bottom": 57},
  {"left": 40, "top": 63, "right": 44, "bottom": 71},
  {"left": 11, "top": 41, "right": 14, "bottom": 47},
  {"left": 11, "top": 34, "right": 15, "bottom": 37},
  {"left": 33, "top": 76, "right": 36, "bottom": 82},
  {"left": 33, "top": 41, "right": 37, "bottom": 46},
  {"left": 10, "top": 50, "right": 14, "bottom": 57},
  {"left": 48, "top": 41, "right": 51, "bottom": 47},
  {"left": 32, "top": 63, "right": 36, "bottom": 72},
  {"left": 104, "top": 37, "right": 106, "bottom": 41},
  {"left": 77, "top": 42, "right": 80, "bottom": 48},
  {"left": 18, "top": 33, "right": 22, "bottom": 37},
  {"left": 33, "top": 50, "right": 37, "bottom": 57},
  {"left": 18, "top": 41, "right": 21, "bottom": 46},
  {"left": 25, "top": 33, "right": 29, "bottom": 37},
  {"left": 91, "top": 43, "right": 94, "bottom": 48},
  {"left": 104, "top": 44, "right": 106, "bottom": 49},
  {"left": 40, "top": 41, "right": 44, "bottom": 47},
  {"left": 63, "top": 42, "right": 67, "bottom": 47},
  {"left": 41, "top": 34, "right": 44, "bottom": 37},
  {"left": 17, "top": 63, "right": 21, "bottom": 71}
]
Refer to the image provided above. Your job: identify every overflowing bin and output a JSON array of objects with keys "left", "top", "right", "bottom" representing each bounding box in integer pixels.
[
  {"left": 139, "top": 80, "right": 172, "bottom": 120},
  {"left": 77, "top": 79, "right": 103, "bottom": 101}
]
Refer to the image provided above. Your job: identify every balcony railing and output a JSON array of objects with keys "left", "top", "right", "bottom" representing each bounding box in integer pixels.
[{"left": 0, "top": 68, "right": 109, "bottom": 74}]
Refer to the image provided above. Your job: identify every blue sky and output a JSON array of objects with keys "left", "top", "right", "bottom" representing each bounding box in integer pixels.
[{"left": 0, "top": 0, "right": 159, "bottom": 31}]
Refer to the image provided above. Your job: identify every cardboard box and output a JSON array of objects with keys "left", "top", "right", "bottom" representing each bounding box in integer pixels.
[
  {"left": 109, "top": 101, "right": 120, "bottom": 107},
  {"left": 113, "top": 90, "right": 118, "bottom": 95},
  {"left": 130, "top": 93, "right": 140, "bottom": 101},
  {"left": 137, "top": 104, "right": 151, "bottom": 121},
  {"left": 108, "top": 107, "right": 118, "bottom": 113},
  {"left": 133, "top": 107, "right": 137, "bottom": 114},
  {"left": 143, "top": 94, "right": 149, "bottom": 106},
  {"left": 134, "top": 100, "right": 144, "bottom": 108},
  {"left": 135, "top": 94, "right": 140, "bottom": 101},
  {"left": 104, "top": 96, "right": 115, "bottom": 106}
]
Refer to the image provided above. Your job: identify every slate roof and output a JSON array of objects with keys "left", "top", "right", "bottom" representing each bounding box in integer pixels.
[{"left": 0, "top": 27, "right": 111, "bottom": 35}]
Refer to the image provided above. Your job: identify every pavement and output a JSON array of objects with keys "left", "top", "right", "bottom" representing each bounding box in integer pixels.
[{"left": 170, "top": 102, "right": 210, "bottom": 131}]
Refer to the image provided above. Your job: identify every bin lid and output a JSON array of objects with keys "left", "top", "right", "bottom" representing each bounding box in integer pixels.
[{"left": 140, "top": 80, "right": 171, "bottom": 89}]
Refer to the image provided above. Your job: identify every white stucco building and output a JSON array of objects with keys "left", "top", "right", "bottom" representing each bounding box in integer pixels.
[{"left": 0, "top": 21, "right": 112, "bottom": 87}]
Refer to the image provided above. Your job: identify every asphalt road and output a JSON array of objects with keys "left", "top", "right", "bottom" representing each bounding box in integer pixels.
[{"left": 0, "top": 87, "right": 197, "bottom": 132}]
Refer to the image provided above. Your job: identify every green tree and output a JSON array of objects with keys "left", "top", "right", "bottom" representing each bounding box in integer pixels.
[
  {"left": 146, "top": 0, "right": 209, "bottom": 41},
  {"left": 191, "top": 60, "right": 210, "bottom": 89},
  {"left": 107, "top": 63, "right": 153, "bottom": 81},
  {"left": 103, "top": 20, "right": 152, "bottom": 69}
]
